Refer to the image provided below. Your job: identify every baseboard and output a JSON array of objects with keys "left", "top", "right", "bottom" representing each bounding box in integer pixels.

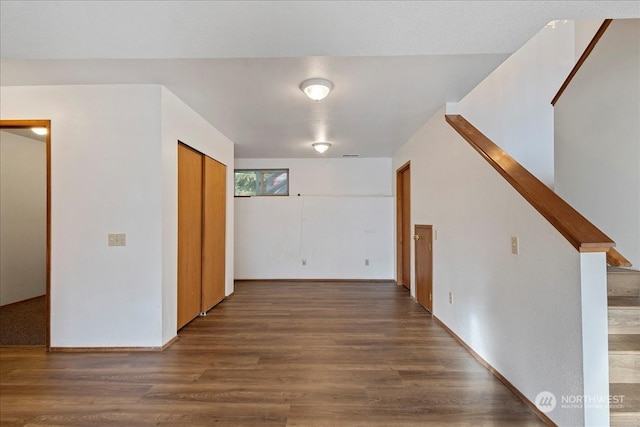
[
  {"left": 50, "top": 346, "right": 163, "bottom": 353},
  {"left": 234, "top": 279, "right": 395, "bottom": 283},
  {"left": 161, "top": 335, "right": 180, "bottom": 350},
  {"left": 432, "top": 315, "right": 556, "bottom": 427}
]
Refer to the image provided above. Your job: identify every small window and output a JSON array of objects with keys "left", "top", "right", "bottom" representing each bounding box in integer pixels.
[{"left": 234, "top": 169, "right": 289, "bottom": 196}]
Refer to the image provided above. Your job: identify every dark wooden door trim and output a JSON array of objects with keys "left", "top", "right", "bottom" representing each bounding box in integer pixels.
[
  {"left": 414, "top": 224, "right": 433, "bottom": 313},
  {"left": 0, "top": 120, "right": 51, "bottom": 351},
  {"left": 178, "top": 142, "right": 227, "bottom": 328},
  {"left": 201, "top": 156, "right": 226, "bottom": 313},
  {"left": 396, "top": 161, "right": 410, "bottom": 289},
  {"left": 177, "top": 142, "right": 204, "bottom": 329}
]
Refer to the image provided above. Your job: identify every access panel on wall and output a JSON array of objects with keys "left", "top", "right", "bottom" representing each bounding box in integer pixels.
[{"left": 177, "top": 143, "right": 226, "bottom": 330}]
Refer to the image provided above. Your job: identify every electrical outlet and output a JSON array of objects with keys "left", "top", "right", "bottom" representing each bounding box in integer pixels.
[
  {"left": 449, "top": 292, "right": 453, "bottom": 304},
  {"left": 365, "top": 259, "right": 370, "bottom": 266},
  {"left": 511, "top": 236, "right": 519, "bottom": 255},
  {"left": 108, "top": 233, "right": 126, "bottom": 246},
  {"left": 302, "top": 259, "right": 307, "bottom": 266}
]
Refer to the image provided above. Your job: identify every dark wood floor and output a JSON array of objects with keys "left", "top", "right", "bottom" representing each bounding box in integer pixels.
[{"left": 1, "top": 281, "right": 545, "bottom": 426}]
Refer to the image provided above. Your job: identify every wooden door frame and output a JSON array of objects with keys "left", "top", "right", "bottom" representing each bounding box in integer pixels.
[
  {"left": 396, "top": 161, "right": 410, "bottom": 288},
  {"left": 0, "top": 120, "right": 51, "bottom": 351},
  {"left": 414, "top": 224, "right": 433, "bottom": 313},
  {"left": 177, "top": 142, "right": 204, "bottom": 329},
  {"left": 177, "top": 141, "right": 227, "bottom": 329}
]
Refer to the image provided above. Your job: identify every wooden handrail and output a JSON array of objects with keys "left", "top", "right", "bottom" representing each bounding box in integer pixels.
[
  {"left": 445, "top": 115, "right": 628, "bottom": 264},
  {"left": 551, "top": 19, "right": 612, "bottom": 106},
  {"left": 607, "top": 248, "right": 632, "bottom": 268}
]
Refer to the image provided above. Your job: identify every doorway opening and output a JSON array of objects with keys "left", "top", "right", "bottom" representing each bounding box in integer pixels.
[
  {"left": 414, "top": 224, "right": 433, "bottom": 313},
  {"left": 0, "top": 120, "right": 51, "bottom": 350},
  {"left": 396, "top": 161, "right": 411, "bottom": 290}
]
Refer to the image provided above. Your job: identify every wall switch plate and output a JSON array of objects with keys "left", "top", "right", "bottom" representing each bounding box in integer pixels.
[
  {"left": 511, "top": 236, "right": 519, "bottom": 255},
  {"left": 365, "top": 259, "right": 370, "bottom": 266},
  {"left": 108, "top": 233, "right": 126, "bottom": 246}
]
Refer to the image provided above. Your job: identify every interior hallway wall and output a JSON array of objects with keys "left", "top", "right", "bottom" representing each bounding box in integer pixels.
[{"left": 0, "top": 130, "right": 46, "bottom": 306}]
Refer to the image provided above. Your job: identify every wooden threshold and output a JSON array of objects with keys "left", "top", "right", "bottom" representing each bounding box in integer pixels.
[{"left": 433, "top": 315, "right": 556, "bottom": 427}]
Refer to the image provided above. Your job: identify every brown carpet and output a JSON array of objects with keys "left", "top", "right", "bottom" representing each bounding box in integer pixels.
[{"left": 0, "top": 296, "right": 46, "bottom": 345}]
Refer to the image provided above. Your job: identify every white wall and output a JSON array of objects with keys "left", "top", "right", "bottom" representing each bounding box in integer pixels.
[
  {"left": 393, "top": 106, "right": 593, "bottom": 426},
  {"left": 575, "top": 20, "right": 604, "bottom": 58},
  {"left": 458, "top": 20, "right": 577, "bottom": 187},
  {"left": 555, "top": 19, "right": 640, "bottom": 269},
  {"left": 0, "top": 84, "right": 234, "bottom": 348},
  {"left": 0, "top": 131, "right": 46, "bottom": 305},
  {"left": 160, "top": 87, "right": 234, "bottom": 344},
  {"left": 1, "top": 85, "right": 163, "bottom": 347},
  {"left": 234, "top": 158, "right": 393, "bottom": 280}
]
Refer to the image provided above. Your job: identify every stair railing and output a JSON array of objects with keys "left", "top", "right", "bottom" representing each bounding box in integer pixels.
[{"left": 446, "top": 114, "right": 631, "bottom": 267}]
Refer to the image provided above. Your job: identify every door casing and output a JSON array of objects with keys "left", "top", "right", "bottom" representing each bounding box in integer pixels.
[
  {"left": 396, "top": 162, "right": 411, "bottom": 289},
  {"left": 414, "top": 224, "right": 433, "bottom": 313},
  {"left": 0, "top": 120, "right": 51, "bottom": 350}
]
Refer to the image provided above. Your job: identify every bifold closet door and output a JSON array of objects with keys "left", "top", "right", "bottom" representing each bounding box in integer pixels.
[
  {"left": 177, "top": 143, "right": 203, "bottom": 329},
  {"left": 201, "top": 156, "right": 226, "bottom": 312}
]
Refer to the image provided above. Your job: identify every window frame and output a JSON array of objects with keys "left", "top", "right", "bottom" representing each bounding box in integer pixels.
[{"left": 234, "top": 168, "right": 289, "bottom": 197}]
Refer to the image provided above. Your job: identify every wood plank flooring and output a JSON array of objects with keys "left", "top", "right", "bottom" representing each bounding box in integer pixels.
[{"left": 1, "top": 281, "right": 545, "bottom": 426}]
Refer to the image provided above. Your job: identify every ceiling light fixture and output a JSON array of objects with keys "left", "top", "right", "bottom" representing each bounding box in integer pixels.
[
  {"left": 300, "top": 78, "right": 333, "bottom": 101},
  {"left": 31, "top": 127, "right": 48, "bottom": 136},
  {"left": 312, "top": 142, "right": 331, "bottom": 153}
]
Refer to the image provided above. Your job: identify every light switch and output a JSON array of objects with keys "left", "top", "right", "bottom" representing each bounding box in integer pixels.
[
  {"left": 511, "top": 236, "right": 519, "bottom": 255},
  {"left": 108, "top": 233, "right": 126, "bottom": 246}
]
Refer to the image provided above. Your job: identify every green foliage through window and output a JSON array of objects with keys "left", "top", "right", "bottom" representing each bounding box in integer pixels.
[{"left": 234, "top": 169, "right": 288, "bottom": 196}]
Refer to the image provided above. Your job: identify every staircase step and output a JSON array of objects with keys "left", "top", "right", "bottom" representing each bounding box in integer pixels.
[
  {"left": 609, "top": 303, "right": 640, "bottom": 335},
  {"left": 608, "top": 269, "right": 640, "bottom": 297},
  {"left": 609, "top": 296, "right": 640, "bottom": 308},
  {"left": 608, "top": 271, "right": 639, "bottom": 426},
  {"left": 611, "top": 412, "right": 640, "bottom": 427},
  {"left": 609, "top": 334, "right": 640, "bottom": 352},
  {"left": 610, "top": 383, "right": 640, "bottom": 427},
  {"left": 609, "top": 353, "right": 640, "bottom": 383}
]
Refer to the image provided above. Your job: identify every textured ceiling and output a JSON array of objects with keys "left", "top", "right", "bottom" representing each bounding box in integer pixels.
[{"left": 2, "top": 1, "right": 638, "bottom": 158}]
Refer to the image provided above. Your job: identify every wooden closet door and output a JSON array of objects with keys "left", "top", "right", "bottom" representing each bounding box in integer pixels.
[
  {"left": 201, "top": 156, "right": 226, "bottom": 312},
  {"left": 177, "top": 143, "right": 203, "bottom": 329}
]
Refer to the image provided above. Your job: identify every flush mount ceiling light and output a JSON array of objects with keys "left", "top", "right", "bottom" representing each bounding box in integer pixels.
[
  {"left": 300, "top": 78, "right": 333, "bottom": 101},
  {"left": 31, "top": 127, "right": 48, "bottom": 136},
  {"left": 312, "top": 142, "right": 331, "bottom": 153}
]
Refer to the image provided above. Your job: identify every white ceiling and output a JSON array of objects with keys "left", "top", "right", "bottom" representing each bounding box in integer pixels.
[{"left": 2, "top": 1, "right": 639, "bottom": 158}]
